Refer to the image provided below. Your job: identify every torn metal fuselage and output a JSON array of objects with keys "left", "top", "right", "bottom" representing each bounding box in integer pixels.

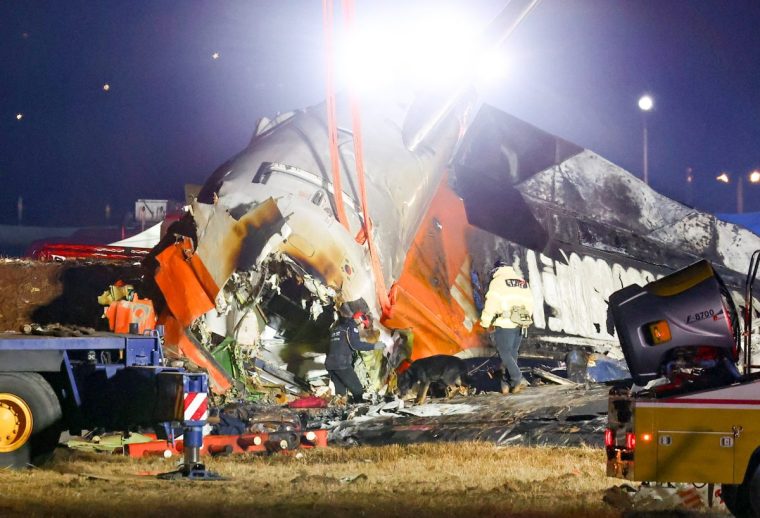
[{"left": 164, "top": 92, "right": 470, "bottom": 393}]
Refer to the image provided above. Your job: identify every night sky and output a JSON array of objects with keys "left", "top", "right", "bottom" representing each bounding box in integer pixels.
[{"left": 3, "top": 1, "right": 760, "bottom": 227}]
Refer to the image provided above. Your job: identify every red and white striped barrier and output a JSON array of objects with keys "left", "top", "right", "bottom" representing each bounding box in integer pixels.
[{"left": 183, "top": 391, "right": 209, "bottom": 422}]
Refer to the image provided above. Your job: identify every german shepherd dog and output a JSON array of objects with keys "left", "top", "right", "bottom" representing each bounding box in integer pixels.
[{"left": 397, "top": 355, "right": 470, "bottom": 405}]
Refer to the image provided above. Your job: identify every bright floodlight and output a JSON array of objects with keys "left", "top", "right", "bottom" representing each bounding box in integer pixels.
[
  {"left": 336, "top": 10, "right": 482, "bottom": 94},
  {"left": 750, "top": 170, "right": 760, "bottom": 183},
  {"left": 15, "top": 113, "right": 23, "bottom": 120},
  {"left": 638, "top": 95, "right": 654, "bottom": 112},
  {"left": 476, "top": 50, "right": 510, "bottom": 84},
  {"left": 716, "top": 172, "right": 730, "bottom": 183}
]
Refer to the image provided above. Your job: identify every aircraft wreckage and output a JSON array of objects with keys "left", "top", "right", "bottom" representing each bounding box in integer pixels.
[
  {"left": 141, "top": 7, "right": 760, "bottom": 399},
  {"left": 143, "top": 92, "right": 760, "bottom": 399}
]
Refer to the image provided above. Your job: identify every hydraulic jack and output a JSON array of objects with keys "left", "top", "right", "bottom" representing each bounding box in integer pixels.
[{"left": 158, "top": 373, "right": 223, "bottom": 481}]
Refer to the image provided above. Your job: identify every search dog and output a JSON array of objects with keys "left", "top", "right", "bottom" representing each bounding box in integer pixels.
[{"left": 396, "top": 355, "right": 470, "bottom": 405}]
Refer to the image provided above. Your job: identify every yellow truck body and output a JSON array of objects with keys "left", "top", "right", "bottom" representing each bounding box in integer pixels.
[{"left": 607, "top": 378, "right": 760, "bottom": 485}]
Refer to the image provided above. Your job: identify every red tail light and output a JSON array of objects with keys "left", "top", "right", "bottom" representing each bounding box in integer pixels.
[
  {"left": 604, "top": 428, "right": 614, "bottom": 448},
  {"left": 626, "top": 432, "right": 636, "bottom": 450}
]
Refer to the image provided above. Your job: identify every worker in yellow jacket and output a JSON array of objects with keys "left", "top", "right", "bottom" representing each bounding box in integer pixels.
[{"left": 480, "top": 261, "right": 534, "bottom": 394}]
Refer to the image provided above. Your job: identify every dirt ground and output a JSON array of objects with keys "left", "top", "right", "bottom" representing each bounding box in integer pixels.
[
  {"left": 0, "top": 259, "right": 143, "bottom": 332},
  {"left": 0, "top": 443, "right": 730, "bottom": 518}
]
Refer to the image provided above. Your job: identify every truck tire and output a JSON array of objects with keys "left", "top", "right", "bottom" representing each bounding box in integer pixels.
[
  {"left": 723, "top": 462, "right": 760, "bottom": 518},
  {"left": 750, "top": 463, "right": 760, "bottom": 517},
  {"left": 722, "top": 483, "right": 752, "bottom": 517},
  {"left": 0, "top": 372, "right": 62, "bottom": 468}
]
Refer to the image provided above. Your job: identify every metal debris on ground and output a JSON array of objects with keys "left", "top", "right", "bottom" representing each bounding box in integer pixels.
[
  {"left": 530, "top": 367, "right": 578, "bottom": 386},
  {"left": 65, "top": 432, "right": 155, "bottom": 454},
  {"left": 603, "top": 483, "right": 729, "bottom": 514},
  {"left": 326, "top": 384, "right": 609, "bottom": 448}
]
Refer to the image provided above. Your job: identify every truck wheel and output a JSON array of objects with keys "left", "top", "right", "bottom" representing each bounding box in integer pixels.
[
  {"left": 722, "top": 483, "right": 752, "bottom": 517},
  {"left": 0, "top": 372, "right": 62, "bottom": 468},
  {"left": 749, "top": 462, "right": 760, "bottom": 516},
  {"left": 723, "top": 461, "right": 760, "bottom": 518}
]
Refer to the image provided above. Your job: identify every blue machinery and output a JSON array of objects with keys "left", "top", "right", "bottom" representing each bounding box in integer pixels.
[{"left": 0, "top": 330, "right": 220, "bottom": 479}]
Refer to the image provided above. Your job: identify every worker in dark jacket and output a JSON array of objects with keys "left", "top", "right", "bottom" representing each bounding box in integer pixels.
[{"left": 326, "top": 311, "right": 384, "bottom": 402}]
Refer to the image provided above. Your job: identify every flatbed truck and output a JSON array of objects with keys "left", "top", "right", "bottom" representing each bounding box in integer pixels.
[{"left": 0, "top": 330, "right": 208, "bottom": 470}]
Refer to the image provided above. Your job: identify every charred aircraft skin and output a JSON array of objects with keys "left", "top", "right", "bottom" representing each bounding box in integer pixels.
[
  {"left": 455, "top": 105, "right": 760, "bottom": 276},
  {"left": 198, "top": 93, "right": 467, "bottom": 289},
  {"left": 447, "top": 105, "right": 760, "bottom": 360}
]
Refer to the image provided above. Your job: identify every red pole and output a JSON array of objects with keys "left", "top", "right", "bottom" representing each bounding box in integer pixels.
[{"left": 322, "top": 0, "right": 350, "bottom": 231}]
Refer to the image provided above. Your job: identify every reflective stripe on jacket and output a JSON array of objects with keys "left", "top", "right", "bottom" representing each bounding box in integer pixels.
[{"left": 325, "top": 319, "right": 377, "bottom": 370}]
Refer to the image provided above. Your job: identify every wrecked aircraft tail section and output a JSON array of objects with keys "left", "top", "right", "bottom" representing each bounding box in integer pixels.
[
  {"left": 451, "top": 104, "right": 760, "bottom": 361},
  {"left": 150, "top": 90, "right": 472, "bottom": 395}
]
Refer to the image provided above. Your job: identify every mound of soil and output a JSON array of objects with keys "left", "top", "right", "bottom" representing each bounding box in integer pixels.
[{"left": 0, "top": 259, "right": 143, "bottom": 332}]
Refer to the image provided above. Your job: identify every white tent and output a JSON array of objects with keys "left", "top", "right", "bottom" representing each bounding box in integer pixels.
[{"left": 109, "top": 222, "right": 162, "bottom": 248}]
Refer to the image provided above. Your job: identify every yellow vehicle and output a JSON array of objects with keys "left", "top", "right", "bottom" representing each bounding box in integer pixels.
[{"left": 606, "top": 257, "right": 760, "bottom": 517}]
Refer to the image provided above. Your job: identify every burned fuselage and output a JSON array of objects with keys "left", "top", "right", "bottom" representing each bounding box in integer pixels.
[{"left": 148, "top": 96, "right": 760, "bottom": 397}]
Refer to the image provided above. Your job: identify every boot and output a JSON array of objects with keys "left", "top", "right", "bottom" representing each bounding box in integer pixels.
[{"left": 510, "top": 382, "right": 526, "bottom": 394}]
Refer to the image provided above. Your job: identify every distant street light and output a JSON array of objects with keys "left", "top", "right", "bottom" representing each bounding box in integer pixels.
[
  {"left": 638, "top": 94, "right": 654, "bottom": 185},
  {"left": 716, "top": 170, "right": 760, "bottom": 213},
  {"left": 638, "top": 95, "right": 654, "bottom": 111}
]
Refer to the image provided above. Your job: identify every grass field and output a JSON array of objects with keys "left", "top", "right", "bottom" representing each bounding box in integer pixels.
[{"left": 0, "top": 443, "right": 727, "bottom": 517}]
